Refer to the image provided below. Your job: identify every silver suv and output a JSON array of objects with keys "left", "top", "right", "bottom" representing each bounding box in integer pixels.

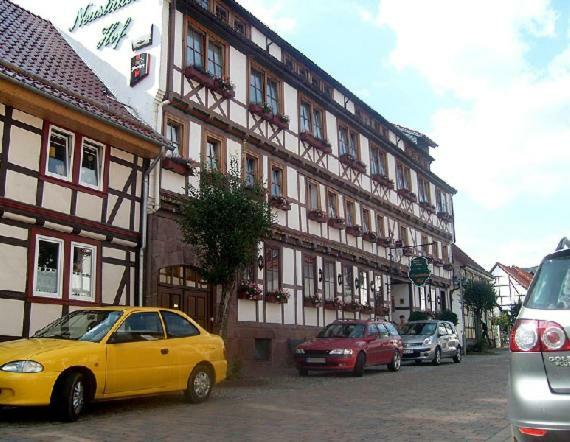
[
  {"left": 399, "top": 320, "right": 461, "bottom": 365},
  {"left": 509, "top": 246, "right": 570, "bottom": 441}
]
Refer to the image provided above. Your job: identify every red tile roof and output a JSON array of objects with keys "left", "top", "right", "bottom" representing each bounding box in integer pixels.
[
  {"left": 494, "top": 263, "right": 534, "bottom": 290},
  {"left": 0, "top": 0, "right": 166, "bottom": 147}
]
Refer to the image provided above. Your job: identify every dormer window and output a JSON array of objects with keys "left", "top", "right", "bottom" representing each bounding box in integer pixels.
[{"left": 436, "top": 189, "right": 449, "bottom": 213}]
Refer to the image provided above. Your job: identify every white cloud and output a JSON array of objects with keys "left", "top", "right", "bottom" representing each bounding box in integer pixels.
[
  {"left": 236, "top": 0, "right": 297, "bottom": 35},
  {"left": 363, "top": 0, "right": 569, "bottom": 209}
]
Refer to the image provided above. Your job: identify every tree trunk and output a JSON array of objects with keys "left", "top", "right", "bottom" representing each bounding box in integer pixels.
[
  {"left": 213, "top": 278, "right": 236, "bottom": 338},
  {"left": 474, "top": 308, "right": 482, "bottom": 346}
]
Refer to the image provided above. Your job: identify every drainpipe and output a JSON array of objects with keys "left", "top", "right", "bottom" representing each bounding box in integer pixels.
[{"left": 138, "top": 99, "right": 171, "bottom": 307}]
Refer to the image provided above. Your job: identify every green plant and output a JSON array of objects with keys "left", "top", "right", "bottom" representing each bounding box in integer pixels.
[
  {"left": 178, "top": 159, "right": 274, "bottom": 336},
  {"left": 435, "top": 309, "right": 458, "bottom": 326},
  {"left": 463, "top": 279, "right": 497, "bottom": 344},
  {"left": 409, "top": 310, "right": 430, "bottom": 322}
]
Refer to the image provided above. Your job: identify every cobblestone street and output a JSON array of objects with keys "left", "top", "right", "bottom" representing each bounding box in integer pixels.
[{"left": 0, "top": 351, "right": 511, "bottom": 442}]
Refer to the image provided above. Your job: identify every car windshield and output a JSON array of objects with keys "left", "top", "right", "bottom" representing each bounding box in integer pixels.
[
  {"left": 317, "top": 323, "right": 366, "bottom": 338},
  {"left": 399, "top": 322, "right": 437, "bottom": 336},
  {"left": 33, "top": 310, "right": 123, "bottom": 342},
  {"left": 525, "top": 254, "right": 570, "bottom": 310}
]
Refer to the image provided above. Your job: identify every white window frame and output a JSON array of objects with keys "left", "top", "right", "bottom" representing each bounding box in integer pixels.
[
  {"left": 69, "top": 242, "right": 97, "bottom": 302},
  {"left": 79, "top": 137, "right": 105, "bottom": 191},
  {"left": 46, "top": 126, "right": 74, "bottom": 182},
  {"left": 33, "top": 235, "right": 64, "bottom": 299}
]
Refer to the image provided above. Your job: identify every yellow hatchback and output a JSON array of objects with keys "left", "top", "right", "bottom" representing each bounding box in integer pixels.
[{"left": 0, "top": 307, "right": 227, "bottom": 421}]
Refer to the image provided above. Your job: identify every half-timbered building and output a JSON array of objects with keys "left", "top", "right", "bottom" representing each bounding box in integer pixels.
[
  {"left": 0, "top": 1, "right": 165, "bottom": 339},
  {"left": 14, "top": 0, "right": 457, "bottom": 370}
]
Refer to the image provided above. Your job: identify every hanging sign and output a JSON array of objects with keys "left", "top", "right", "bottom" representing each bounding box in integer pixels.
[
  {"left": 408, "top": 256, "right": 432, "bottom": 287},
  {"left": 130, "top": 53, "right": 150, "bottom": 86}
]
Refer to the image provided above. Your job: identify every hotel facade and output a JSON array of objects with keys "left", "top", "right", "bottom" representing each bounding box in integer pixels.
[{"left": 7, "top": 0, "right": 457, "bottom": 368}]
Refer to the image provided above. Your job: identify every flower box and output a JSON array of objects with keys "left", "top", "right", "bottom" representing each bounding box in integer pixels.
[
  {"left": 265, "top": 290, "right": 289, "bottom": 304},
  {"left": 324, "top": 299, "right": 341, "bottom": 310},
  {"left": 362, "top": 231, "right": 378, "bottom": 242},
  {"left": 237, "top": 283, "right": 263, "bottom": 301},
  {"left": 248, "top": 103, "right": 289, "bottom": 130},
  {"left": 402, "top": 247, "right": 415, "bottom": 257},
  {"left": 303, "top": 295, "right": 323, "bottom": 308},
  {"left": 376, "top": 237, "right": 392, "bottom": 247},
  {"left": 432, "top": 258, "right": 444, "bottom": 267},
  {"left": 344, "top": 301, "right": 363, "bottom": 313},
  {"left": 437, "top": 211, "right": 453, "bottom": 223},
  {"left": 443, "top": 263, "right": 454, "bottom": 271},
  {"left": 345, "top": 225, "right": 363, "bottom": 237},
  {"left": 371, "top": 174, "right": 395, "bottom": 189},
  {"left": 360, "top": 304, "right": 374, "bottom": 314},
  {"left": 339, "top": 153, "right": 367, "bottom": 174},
  {"left": 183, "top": 65, "right": 235, "bottom": 99},
  {"left": 269, "top": 195, "right": 291, "bottom": 211},
  {"left": 353, "top": 160, "right": 367, "bottom": 174},
  {"left": 162, "top": 156, "right": 194, "bottom": 176},
  {"left": 397, "top": 188, "right": 417, "bottom": 203},
  {"left": 419, "top": 201, "right": 436, "bottom": 214},
  {"left": 375, "top": 306, "right": 391, "bottom": 316},
  {"left": 300, "top": 131, "right": 332, "bottom": 154},
  {"left": 328, "top": 217, "right": 346, "bottom": 229},
  {"left": 307, "top": 209, "right": 328, "bottom": 223}
]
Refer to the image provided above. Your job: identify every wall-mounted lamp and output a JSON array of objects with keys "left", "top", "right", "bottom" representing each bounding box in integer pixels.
[
  {"left": 355, "top": 277, "right": 360, "bottom": 289},
  {"left": 337, "top": 274, "right": 343, "bottom": 286},
  {"left": 257, "top": 255, "right": 264, "bottom": 270},
  {"left": 437, "top": 296, "right": 441, "bottom": 304},
  {"left": 318, "top": 268, "right": 323, "bottom": 282},
  {"left": 370, "top": 280, "right": 375, "bottom": 290}
]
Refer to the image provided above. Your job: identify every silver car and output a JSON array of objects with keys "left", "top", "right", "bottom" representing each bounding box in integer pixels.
[
  {"left": 509, "top": 246, "right": 570, "bottom": 441},
  {"left": 399, "top": 320, "right": 462, "bottom": 365}
]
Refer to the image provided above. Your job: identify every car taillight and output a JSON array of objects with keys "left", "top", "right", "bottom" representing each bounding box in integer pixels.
[{"left": 510, "top": 319, "right": 570, "bottom": 352}]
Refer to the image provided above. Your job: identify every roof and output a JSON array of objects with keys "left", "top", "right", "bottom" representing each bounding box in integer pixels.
[
  {"left": 0, "top": 0, "right": 167, "bottom": 148},
  {"left": 492, "top": 263, "right": 534, "bottom": 290},
  {"left": 452, "top": 244, "right": 492, "bottom": 278},
  {"left": 394, "top": 124, "right": 438, "bottom": 148}
]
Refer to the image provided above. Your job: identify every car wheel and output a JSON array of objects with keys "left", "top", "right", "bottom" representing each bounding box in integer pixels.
[
  {"left": 353, "top": 352, "right": 366, "bottom": 377},
  {"left": 51, "top": 372, "right": 86, "bottom": 422},
  {"left": 432, "top": 347, "right": 442, "bottom": 366},
  {"left": 298, "top": 367, "right": 308, "bottom": 377},
  {"left": 388, "top": 351, "right": 401, "bottom": 372},
  {"left": 185, "top": 364, "right": 213, "bottom": 404},
  {"left": 453, "top": 347, "right": 462, "bottom": 363},
  {"left": 414, "top": 359, "right": 422, "bottom": 365}
]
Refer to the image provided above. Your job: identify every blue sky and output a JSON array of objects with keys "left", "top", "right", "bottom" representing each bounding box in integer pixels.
[{"left": 241, "top": 0, "right": 570, "bottom": 269}]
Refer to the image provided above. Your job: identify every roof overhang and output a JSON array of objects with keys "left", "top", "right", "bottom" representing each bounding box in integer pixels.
[{"left": 0, "top": 78, "right": 161, "bottom": 159}]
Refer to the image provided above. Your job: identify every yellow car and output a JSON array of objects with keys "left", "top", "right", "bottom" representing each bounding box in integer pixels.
[{"left": 0, "top": 307, "right": 227, "bottom": 421}]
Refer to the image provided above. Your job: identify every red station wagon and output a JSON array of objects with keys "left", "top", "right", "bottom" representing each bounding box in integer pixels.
[{"left": 295, "top": 319, "right": 404, "bottom": 376}]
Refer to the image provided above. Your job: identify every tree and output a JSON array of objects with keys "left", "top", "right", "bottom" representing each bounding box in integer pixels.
[
  {"left": 463, "top": 279, "right": 497, "bottom": 346},
  {"left": 435, "top": 309, "right": 458, "bottom": 326},
  {"left": 409, "top": 311, "right": 431, "bottom": 322},
  {"left": 178, "top": 160, "right": 274, "bottom": 336}
]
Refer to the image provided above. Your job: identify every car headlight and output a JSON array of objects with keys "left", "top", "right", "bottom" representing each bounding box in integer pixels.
[
  {"left": 1, "top": 360, "right": 44, "bottom": 373},
  {"left": 423, "top": 337, "right": 433, "bottom": 346},
  {"left": 295, "top": 348, "right": 305, "bottom": 354},
  {"left": 329, "top": 348, "right": 353, "bottom": 355}
]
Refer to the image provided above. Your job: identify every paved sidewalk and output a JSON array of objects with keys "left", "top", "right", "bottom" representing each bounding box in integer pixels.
[{"left": 0, "top": 351, "right": 511, "bottom": 441}]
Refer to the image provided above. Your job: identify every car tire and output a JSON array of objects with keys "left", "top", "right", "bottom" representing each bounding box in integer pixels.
[
  {"left": 453, "top": 347, "right": 462, "bottom": 363},
  {"left": 353, "top": 352, "right": 366, "bottom": 377},
  {"left": 51, "top": 372, "right": 86, "bottom": 422},
  {"left": 432, "top": 347, "right": 442, "bottom": 366},
  {"left": 414, "top": 359, "right": 422, "bottom": 365},
  {"left": 387, "top": 351, "right": 401, "bottom": 372},
  {"left": 185, "top": 364, "right": 213, "bottom": 404},
  {"left": 298, "top": 367, "right": 308, "bottom": 377}
]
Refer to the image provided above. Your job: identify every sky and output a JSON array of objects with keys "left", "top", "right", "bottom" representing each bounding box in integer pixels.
[{"left": 238, "top": 0, "right": 570, "bottom": 270}]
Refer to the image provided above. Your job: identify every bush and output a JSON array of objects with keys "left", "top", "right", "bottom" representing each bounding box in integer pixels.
[
  {"left": 408, "top": 311, "right": 430, "bottom": 322},
  {"left": 435, "top": 309, "right": 458, "bottom": 326}
]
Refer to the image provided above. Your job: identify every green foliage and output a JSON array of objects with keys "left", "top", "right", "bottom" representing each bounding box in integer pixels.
[
  {"left": 463, "top": 279, "right": 497, "bottom": 313},
  {"left": 435, "top": 309, "right": 458, "bottom": 326},
  {"left": 493, "top": 311, "right": 511, "bottom": 333},
  {"left": 510, "top": 300, "right": 523, "bottom": 323},
  {"left": 178, "top": 160, "right": 274, "bottom": 287},
  {"left": 409, "top": 311, "right": 431, "bottom": 322}
]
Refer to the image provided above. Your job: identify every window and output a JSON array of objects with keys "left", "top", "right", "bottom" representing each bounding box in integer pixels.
[
  {"left": 302, "top": 256, "right": 316, "bottom": 298},
  {"left": 166, "top": 121, "right": 182, "bottom": 157},
  {"left": 370, "top": 146, "right": 388, "bottom": 177},
  {"left": 361, "top": 208, "right": 371, "bottom": 233},
  {"left": 367, "top": 323, "right": 379, "bottom": 336},
  {"left": 34, "top": 236, "right": 63, "bottom": 298},
  {"left": 215, "top": 4, "right": 228, "bottom": 22},
  {"left": 249, "top": 65, "right": 281, "bottom": 113},
  {"left": 70, "top": 243, "right": 96, "bottom": 302},
  {"left": 255, "top": 338, "right": 271, "bottom": 360},
  {"left": 245, "top": 154, "right": 259, "bottom": 187},
  {"left": 338, "top": 127, "right": 348, "bottom": 156},
  {"left": 338, "top": 123, "right": 359, "bottom": 158},
  {"left": 233, "top": 19, "right": 246, "bottom": 35},
  {"left": 376, "top": 215, "right": 385, "bottom": 237},
  {"left": 345, "top": 200, "right": 356, "bottom": 226},
  {"left": 207, "top": 42, "right": 224, "bottom": 78},
  {"left": 359, "top": 270, "right": 369, "bottom": 305},
  {"left": 270, "top": 165, "right": 284, "bottom": 197},
  {"left": 299, "top": 98, "right": 325, "bottom": 139},
  {"left": 79, "top": 139, "right": 103, "bottom": 189},
  {"left": 307, "top": 179, "right": 320, "bottom": 210},
  {"left": 434, "top": 242, "right": 441, "bottom": 259},
  {"left": 264, "top": 246, "right": 280, "bottom": 293},
  {"left": 114, "top": 312, "right": 164, "bottom": 342},
  {"left": 186, "top": 27, "right": 205, "bottom": 69},
  {"left": 161, "top": 311, "right": 200, "bottom": 338},
  {"left": 421, "top": 235, "right": 430, "bottom": 255},
  {"left": 195, "top": 0, "right": 209, "bottom": 9},
  {"left": 300, "top": 102, "right": 310, "bottom": 133},
  {"left": 399, "top": 225, "right": 409, "bottom": 246},
  {"left": 418, "top": 177, "right": 431, "bottom": 204},
  {"left": 186, "top": 22, "right": 226, "bottom": 78},
  {"left": 343, "top": 264, "right": 354, "bottom": 301},
  {"left": 378, "top": 323, "right": 390, "bottom": 338},
  {"left": 323, "top": 261, "right": 336, "bottom": 300},
  {"left": 436, "top": 189, "right": 448, "bottom": 213},
  {"left": 327, "top": 190, "right": 338, "bottom": 218},
  {"left": 396, "top": 162, "right": 411, "bottom": 190},
  {"left": 47, "top": 127, "right": 73, "bottom": 180},
  {"left": 203, "top": 132, "right": 225, "bottom": 172},
  {"left": 442, "top": 244, "right": 449, "bottom": 262},
  {"left": 438, "top": 323, "right": 448, "bottom": 336},
  {"left": 206, "top": 139, "right": 220, "bottom": 170}
]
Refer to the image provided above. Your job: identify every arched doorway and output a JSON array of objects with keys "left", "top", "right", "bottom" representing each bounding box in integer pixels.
[{"left": 157, "top": 266, "right": 213, "bottom": 331}]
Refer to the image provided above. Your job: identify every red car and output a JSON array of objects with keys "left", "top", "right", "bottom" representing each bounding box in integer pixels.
[{"left": 295, "top": 319, "right": 404, "bottom": 376}]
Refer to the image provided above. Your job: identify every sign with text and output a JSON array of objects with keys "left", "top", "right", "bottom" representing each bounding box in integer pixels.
[
  {"left": 130, "top": 53, "right": 150, "bottom": 86},
  {"left": 408, "top": 257, "right": 432, "bottom": 287}
]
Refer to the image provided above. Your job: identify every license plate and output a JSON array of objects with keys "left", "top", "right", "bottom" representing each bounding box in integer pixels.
[
  {"left": 306, "top": 357, "right": 326, "bottom": 364},
  {"left": 403, "top": 349, "right": 413, "bottom": 354}
]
